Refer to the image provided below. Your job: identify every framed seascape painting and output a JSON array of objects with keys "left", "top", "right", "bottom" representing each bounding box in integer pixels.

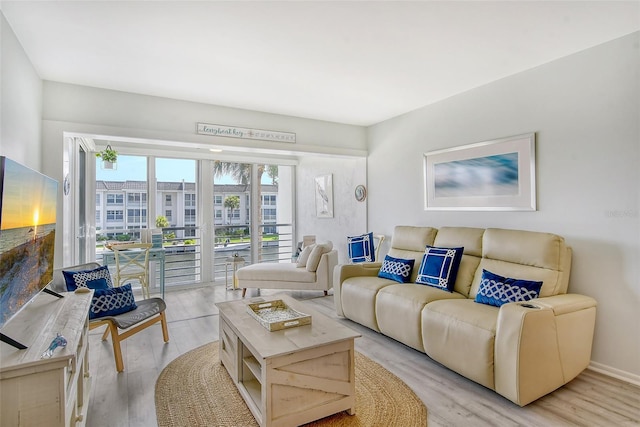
[
  {"left": 315, "top": 174, "right": 333, "bottom": 218},
  {"left": 423, "top": 133, "right": 536, "bottom": 211}
]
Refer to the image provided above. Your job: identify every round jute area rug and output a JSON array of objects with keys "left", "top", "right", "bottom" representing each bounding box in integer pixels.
[{"left": 155, "top": 342, "right": 427, "bottom": 427}]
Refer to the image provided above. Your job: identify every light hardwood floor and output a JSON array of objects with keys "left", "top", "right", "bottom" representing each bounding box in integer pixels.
[{"left": 86, "top": 285, "right": 640, "bottom": 427}]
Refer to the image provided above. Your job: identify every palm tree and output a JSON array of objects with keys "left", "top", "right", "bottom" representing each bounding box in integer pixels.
[
  {"left": 224, "top": 195, "right": 240, "bottom": 225},
  {"left": 213, "top": 162, "right": 278, "bottom": 261}
]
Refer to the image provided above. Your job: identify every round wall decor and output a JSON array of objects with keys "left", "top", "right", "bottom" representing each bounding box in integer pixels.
[{"left": 355, "top": 185, "right": 367, "bottom": 202}]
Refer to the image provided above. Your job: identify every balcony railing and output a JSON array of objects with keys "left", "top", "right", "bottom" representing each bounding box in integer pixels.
[{"left": 96, "top": 223, "right": 295, "bottom": 292}]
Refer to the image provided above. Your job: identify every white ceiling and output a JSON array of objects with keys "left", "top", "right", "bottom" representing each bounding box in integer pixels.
[{"left": 2, "top": 1, "right": 639, "bottom": 126}]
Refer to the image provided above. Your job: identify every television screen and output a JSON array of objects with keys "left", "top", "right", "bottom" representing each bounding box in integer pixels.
[{"left": 0, "top": 157, "right": 58, "bottom": 329}]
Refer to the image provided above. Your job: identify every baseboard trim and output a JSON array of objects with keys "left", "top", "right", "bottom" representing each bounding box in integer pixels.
[{"left": 588, "top": 361, "right": 640, "bottom": 387}]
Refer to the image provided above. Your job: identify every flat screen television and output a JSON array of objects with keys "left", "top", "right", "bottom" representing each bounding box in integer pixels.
[{"left": 0, "top": 156, "right": 58, "bottom": 338}]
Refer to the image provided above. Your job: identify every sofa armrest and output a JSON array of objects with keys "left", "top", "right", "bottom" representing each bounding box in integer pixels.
[
  {"left": 333, "top": 262, "right": 382, "bottom": 316},
  {"left": 494, "top": 294, "right": 596, "bottom": 406},
  {"left": 531, "top": 293, "right": 596, "bottom": 315}
]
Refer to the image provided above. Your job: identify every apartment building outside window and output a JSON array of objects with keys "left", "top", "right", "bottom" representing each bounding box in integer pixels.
[
  {"left": 185, "top": 208, "right": 196, "bottom": 223},
  {"left": 107, "top": 210, "right": 123, "bottom": 221},
  {"left": 127, "top": 193, "right": 147, "bottom": 203},
  {"left": 127, "top": 208, "right": 147, "bottom": 223},
  {"left": 107, "top": 194, "right": 124, "bottom": 205}
]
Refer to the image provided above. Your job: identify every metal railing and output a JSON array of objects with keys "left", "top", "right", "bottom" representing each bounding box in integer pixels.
[
  {"left": 97, "top": 223, "right": 294, "bottom": 291},
  {"left": 211, "top": 224, "right": 295, "bottom": 286}
]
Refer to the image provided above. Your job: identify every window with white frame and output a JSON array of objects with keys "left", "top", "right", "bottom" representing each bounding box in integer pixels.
[
  {"left": 107, "top": 194, "right": 124, "bottom": 205},
  {"left": 106, "top": 210, "right": 124, "bottom": 221}
]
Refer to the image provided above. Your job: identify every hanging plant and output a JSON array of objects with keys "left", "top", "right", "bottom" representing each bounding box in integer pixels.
[{"left": 96, "top": 145, "right": 118, "bottom": 163}]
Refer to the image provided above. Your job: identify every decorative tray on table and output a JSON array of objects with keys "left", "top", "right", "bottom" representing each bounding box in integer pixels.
[{"left": 246, "top": 299, "right": 312, "bottom": 331}]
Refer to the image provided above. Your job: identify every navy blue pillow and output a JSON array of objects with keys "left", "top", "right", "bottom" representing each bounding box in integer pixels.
[
  {"left": 415, "top": 246, "right": 464, "bottom": 292},
  {"left": 63, "top": 265, "right": 113, "bottom": 291},
  {"left": 475, "top": 269, "right": 543, "bottom": 307},
  {"left": 348, "top": 232, "right": 375, "bottom": 263},
  {"left": 378, "top": 255, "right": 415, "bottom": 283},
  {"left": 90, "top": 284, "right": 137, "bottom": 319}
]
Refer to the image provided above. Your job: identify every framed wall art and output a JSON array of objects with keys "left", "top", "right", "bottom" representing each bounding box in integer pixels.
[
  {"left": 423, "top": 133, "right": 536, "bottom": 211},
  {"left": 315, "top": 174, "right": 334, "bottom": 218}
]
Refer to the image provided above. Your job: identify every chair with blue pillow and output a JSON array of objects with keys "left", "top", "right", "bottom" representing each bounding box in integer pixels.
[
  {"left": 347, "top": 232, "right": 385, "bottom": 263},
  {"left": 50, "top": 262, "right": 169, "bottom": 372}
]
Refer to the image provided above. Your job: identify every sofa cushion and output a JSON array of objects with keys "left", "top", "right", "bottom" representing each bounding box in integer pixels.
[
  {"left": 306, "top": 242, "right": 333, "bottom": 272},
  {"left": 62, "top": 264, "right": 114, "bottom": 291},
  {"left": 378, "top": 255, "right": 414, "bottom": 283},
  {"left": 480, "top": 228, "right": 571, "bottom": 296},
  {"left": 376, "top": 284, "right": 465, "bottom": 352},
  {"left": 387, "top": 226, "right": 437, "bottom": 283},
  {"left": 415, "top": 246, "right": 463, "bottom": 292},
  {"left": 341, "top": 276, "right": 396, "bottom": 332},
  {"left": 422, "top": 299, "right": 498, "bottom": 389},
  {"left": 475, "top": 269, "right": 543, "bottom": 307},
  {"left": 347, "top": 232, "right": 375, "bottom": 263}
]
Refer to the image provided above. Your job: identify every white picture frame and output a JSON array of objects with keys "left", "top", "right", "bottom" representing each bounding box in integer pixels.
[
  {"left": 315, "top": 174, "right": 334, "bottom": 218},
  {"left": 423, "top": 133, "right": 536, "bottom": 211}
]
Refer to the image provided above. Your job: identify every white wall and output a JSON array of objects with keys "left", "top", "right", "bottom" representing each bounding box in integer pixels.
[
  {"left": 296, "top": 156, "right": 367, "bottom": 264},
  {"left": 42, "top": 81, "right": 366, "bottom": 154},
  {"left": 367, "top": 32, "right": 640, "bottom": 379},
  {"left": 0, "top": 11, "right": 42, "bottom": 170}
]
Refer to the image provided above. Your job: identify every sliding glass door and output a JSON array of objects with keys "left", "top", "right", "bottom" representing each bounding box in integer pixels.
[
  {"left": 211, "top": 162, "right": 295, "bottom": 283},
  {"left": 93, "top": 151, "right": 295, "bottom": 291}
]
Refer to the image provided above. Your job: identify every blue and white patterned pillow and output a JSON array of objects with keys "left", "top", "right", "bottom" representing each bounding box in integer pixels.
[
  {"left": 415, "top": 246, "right": 464, "bottom": 292},
  {"left": 63, "top": 265, "right": 113, "bottom": 291},
  {"left": 90, "top": 284, "right": 137, "bottom": 319},
  {"left": 378, "top": 255, "right": 415, "bottom": 283},
  {"left": 475, "top": 269, "right": 543, "bottom": 307},
  {"left": 347, "top": 232, "right": 375, "bottom": 263}
]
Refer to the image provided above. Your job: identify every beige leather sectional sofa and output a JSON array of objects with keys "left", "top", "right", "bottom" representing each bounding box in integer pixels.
[{"left": 333, "top": 226, "right": 597, "bottom": 406}]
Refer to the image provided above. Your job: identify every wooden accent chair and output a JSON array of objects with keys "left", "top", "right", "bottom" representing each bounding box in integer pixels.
[
  {"left": 50, "top": 262, "right": 169, "bottom": 372},
  {"left": 111, "top": 243, "right": 152, "bottom": 299}
]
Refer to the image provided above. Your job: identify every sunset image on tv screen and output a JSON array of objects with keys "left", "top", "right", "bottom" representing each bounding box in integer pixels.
[{"left": 0, "top": 157, "right": 58, "bottom": 329}]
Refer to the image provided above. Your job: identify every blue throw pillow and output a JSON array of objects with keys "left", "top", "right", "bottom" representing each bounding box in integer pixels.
[
  {"left": 90, "top": 284, "right": 137, "bottom": 319},
  {"left": 415, "top": 246, "right": 464, "bottom": 292},
  {"left": 348, "top": 232, "right": 375, "bottom": 263},
  {"left": 378, "top": 255, "right": 415, "bottom": 283},
  {"left": 63, "top": 265, "right": 113, "bottom": 291},
  {"left": 475, "top": 269, "right": 543, "bottom": 307}
]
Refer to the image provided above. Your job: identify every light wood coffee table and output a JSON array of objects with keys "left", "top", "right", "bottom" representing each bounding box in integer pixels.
[{"left": 216, "top": 294, "right": 361, "bottom": 427}]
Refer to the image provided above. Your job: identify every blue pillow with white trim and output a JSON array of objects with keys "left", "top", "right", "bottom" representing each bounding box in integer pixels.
[
  {"left": 347, "top": 232, "right": 375, "bottom": 263},
  {"left": 63, "top": 264, "right": 113, "bottom": 291},
  {"left": 475, "top": 269, "right": 543, "bottom": 307},
  {"left": 378, "top": 255, "right": 415, "bottom": 283},
  {"left": 415, "top": 246, "right": 464, "bottom": 292},
  {"left": 90, "top": 284, "right": 137, "bottom": 319}
]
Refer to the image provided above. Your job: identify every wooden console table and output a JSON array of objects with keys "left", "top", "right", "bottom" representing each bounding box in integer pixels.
[
  {"left": 216, "top": 294, "right": 361, "bottom": 427},
  {"left": 0, "top": 291, "right": 93, "bottom": 427}
]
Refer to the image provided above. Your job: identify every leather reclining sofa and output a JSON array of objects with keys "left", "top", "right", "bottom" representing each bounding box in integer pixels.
[{"left": 333, "top": 226, "right": 597, "bottom": 406}]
